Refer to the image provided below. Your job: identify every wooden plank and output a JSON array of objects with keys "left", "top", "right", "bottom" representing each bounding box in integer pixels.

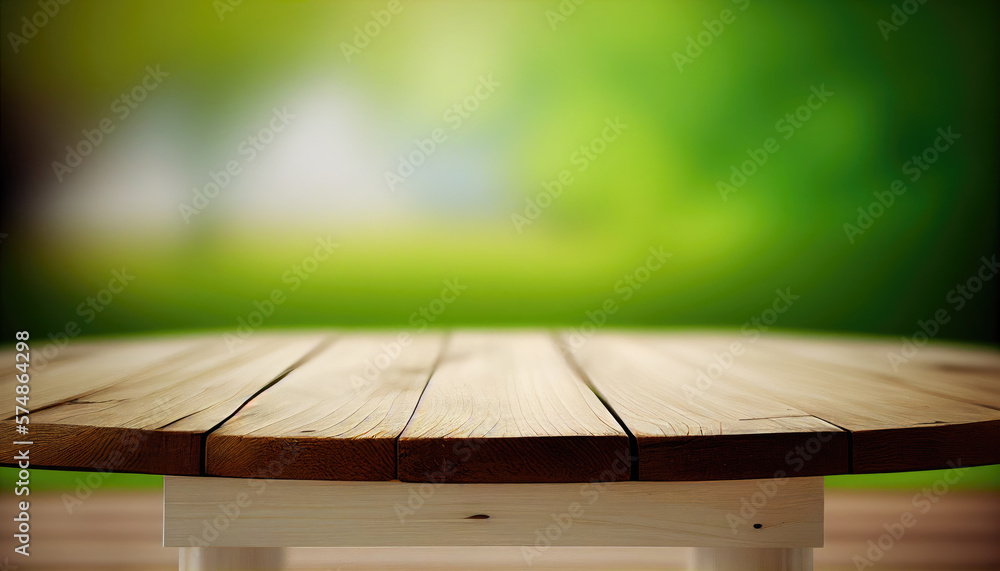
[
  {"left": 562, "top": 333, "right": 848, "bottom": 481},
  {"left": 163, "top": 476, "right": 824, "bottom": 548},
  {"left": 206, "top": 333, "right": 445, "bottom": 481},
  {"left": 753, "top": 335, "right": 1000, "bottom": 409},
  {"left": 4, "top": 330, "right": 995, "bottom": 481},
  {"left": 1, "top": 335, "right": 204, "bottom": 416},
  {"left": 0, "top": 333, "right": 327, "bottom": 475},
  {"left": 398, "top": 331, "right": 630, "bottom": 483},
  {"left": 659, "top": 335, "right": 1000, "bottom": 473}
]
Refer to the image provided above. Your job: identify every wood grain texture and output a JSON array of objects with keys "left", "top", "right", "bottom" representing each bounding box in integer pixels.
[
  {"left": 754, "top": 335, "right": 1000, "bottom": 409},
  {"left": 163, "top": 476, "right": 824, "bottom": 548},
  {"left": 398, "top": 331, "right": 630, "bottom": 483},
  {"left": 207, "top": 333, "right": 445, "bottom": 480},
  {"left": 3, "top": 330, "right": 997, "bottom": 481},
  {"left": 652, "top": 333, "right": 1000, "bottom": 474},
  {"left": 1, "top": 333, "right": 326, "bottom": 475},
  {"left": 562, "top": 333, "right": 848, "bottom": 481},
  {"left": 1, "top": 335, "right": 203, "bottom": 416}
]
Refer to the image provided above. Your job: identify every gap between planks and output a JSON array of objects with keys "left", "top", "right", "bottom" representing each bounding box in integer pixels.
[
  {"left": 196, "top": 334, "right": 337, "bottom": 475},
  {"left": 551, "top": 329, "right": 640, "bottom": 481}
]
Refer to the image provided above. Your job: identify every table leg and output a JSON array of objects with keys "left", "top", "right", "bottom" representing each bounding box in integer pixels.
[
  {"left": 179, "top": 546, "right": 285, "bottom": 570},
  {"left": 689, "top": 547, "right": 813, "bottom": 570}
]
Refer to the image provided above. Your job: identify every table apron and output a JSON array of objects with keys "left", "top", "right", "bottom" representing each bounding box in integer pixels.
[{"left": 163, "top": 476, "right": 824, "bottom": 549}]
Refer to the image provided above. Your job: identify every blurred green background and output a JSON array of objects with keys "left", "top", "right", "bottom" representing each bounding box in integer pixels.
[{"left": 1, "top": 0, "right": 997, "bottom": 490}]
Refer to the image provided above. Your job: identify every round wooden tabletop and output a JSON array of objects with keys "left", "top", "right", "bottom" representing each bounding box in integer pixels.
[{"left": 3, "top": 330, "right": 998, "bottom": 482}]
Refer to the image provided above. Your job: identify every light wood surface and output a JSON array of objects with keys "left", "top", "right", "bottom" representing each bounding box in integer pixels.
[
  {"left": 163, "top": 476, "right": 824, "bottom": 548},
  {"left": 562, "top": 333, "right": 849, "bottom": 480},
  {"left": 207, "top": 333, "right": 445, "bottom": 480},
  {"left": 1, "top": 333, "right": 326, "bottom": 474},
  {"left": 3, "top": 329, "right": 997, "bottom": 482},
  {"left": 754, "top": 335, "right": 1000, "bottom": 409},
  {"left": 398, "top": 331, "right": 630, "bottom": 482},
  {"left": 642, "top": 333, "right": 999, "bottom": 473},
  {"left": 0, "top": 335, "right": 202, "bottom": 412}
]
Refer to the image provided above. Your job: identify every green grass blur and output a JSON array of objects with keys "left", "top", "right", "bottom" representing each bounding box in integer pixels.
[
  {"left": 1, "top": 1, "right": 997, "bottom": 490},
  {"left": 2, "top": 0, "right": 996, "bottom": 341}
]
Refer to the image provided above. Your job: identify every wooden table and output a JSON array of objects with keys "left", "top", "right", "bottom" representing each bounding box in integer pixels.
[{"left": 3, "top": 330, "right": 998, "bottom": 570}]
